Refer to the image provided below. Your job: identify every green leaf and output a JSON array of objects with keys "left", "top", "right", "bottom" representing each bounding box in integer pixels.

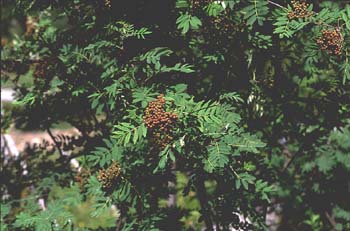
[
  {"left": 205, "top": 142, "right": 230, "bottom": 171},
  {"left": 341, "top": 6, "right": 350, "bottom": 30},
  {"left": 204, "top": 3, "right": 224, "bottom": 17},
  {"left": 176, "top": 13, "right": 202, "bottom": 34},
  {"left": 242, "top": 179, "right": 249, "bottom": 190},
  {"left": 242, "top": 0, "right": 269, "bottom": 26},
  {"left": 315, "top": 154, "right": 334, "bottom": 173},
  {"left": 176, "top": 0, "right": 189, "bottom": 8},
  {"left": 235, "top": 179, "right": 241, "bottom": 189},
  {"left": 133, "top": 128, "right": 138, "bottom": 144}
]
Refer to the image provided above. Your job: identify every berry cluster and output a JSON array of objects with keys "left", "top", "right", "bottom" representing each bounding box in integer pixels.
[
  {"left": 144, "top": 95, "right": 178, "bottom": 150},
  {"left": 191, "top": 0, "right": 212, "bottom": 9},
  {"left": 212, "top": 16, "right": 238, "bottom": 34},
  {"left": 34, "top": 59, "right": 50, "bottom": 79},
  {"left": 317, "top": 28, "right": 343, "bottom": 56},
  {"left": 75, "top": 168, "right": 91, "bottom": 191},
  {"left": 97, "top": 161, "right": 122, "bottom": 191},
  {"left": 25, "top": 16, "right": 39, "bottom": 36},
  {"left": 144, "top": 95, "right": 178, "bottom": 132},
  {"left": 287, "top": 0, "right": 314, "bottom": 20},
  {"left": 149, "top": 132, "right": 175, "bottom": 150}
]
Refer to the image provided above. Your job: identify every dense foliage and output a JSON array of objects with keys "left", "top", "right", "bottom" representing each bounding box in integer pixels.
[{"left": 1, "top": 0, "right": 350, "bottom": 230}]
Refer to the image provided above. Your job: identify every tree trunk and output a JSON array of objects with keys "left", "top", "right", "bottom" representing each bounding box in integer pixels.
[{"left": 195, "top": 174, "right": 214, "bottom": 231}]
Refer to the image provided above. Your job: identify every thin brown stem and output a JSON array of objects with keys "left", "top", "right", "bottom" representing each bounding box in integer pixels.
[
  {"left": 47, "top": 127, "right": 64, "bottom": 156},
  {"left": 268, "top": 0, "right": 288, "bottom": 11}
]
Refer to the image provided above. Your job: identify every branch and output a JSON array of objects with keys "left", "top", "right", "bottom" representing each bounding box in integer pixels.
[
  {"left": 47, "top": 127, "right": 64, "bottom": 156},
  {"left": 325, "top": 212, "right": 337, "bottom": 231},
  {"left": 116, "top": 205, "right": 127, "bottom": 231},
  {"left": 269, "top": 0, "right": 336, "bottom": 29},
  {"left": 268, "top": 0, "right": 288, "bottom": 11},
  {"left": 116, "top": 215, "right": 125, "bottom": 231},
  {"left": 167, "top": 163, "right": 177, "bottom": 207}
]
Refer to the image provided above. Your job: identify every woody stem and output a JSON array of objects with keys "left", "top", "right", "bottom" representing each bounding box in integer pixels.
[{"left": 268, "top": 0, "right": 288, "bottom": 11}]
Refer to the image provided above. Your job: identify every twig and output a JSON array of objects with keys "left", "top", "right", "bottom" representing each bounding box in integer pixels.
[
  {"left": 325, "top": 212, "right": 337, "bottom": 231},
  {"left": 116, "top": 214, "right": 126, "bottom": 231},
  {"left": 47, "top": 127, "right": 64, "bottom": 157},
  {"left": 1, "top": 134, "right": 10, "bottom": 156},
  {"left": 313, "top": 20, "right": 336, "bottom": 29},
  {"left": 268, "top": 0, "right": 337, "bottom": 30},
  {"left": 268, "top": 0, "right": 288, "bottom": 11}
]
